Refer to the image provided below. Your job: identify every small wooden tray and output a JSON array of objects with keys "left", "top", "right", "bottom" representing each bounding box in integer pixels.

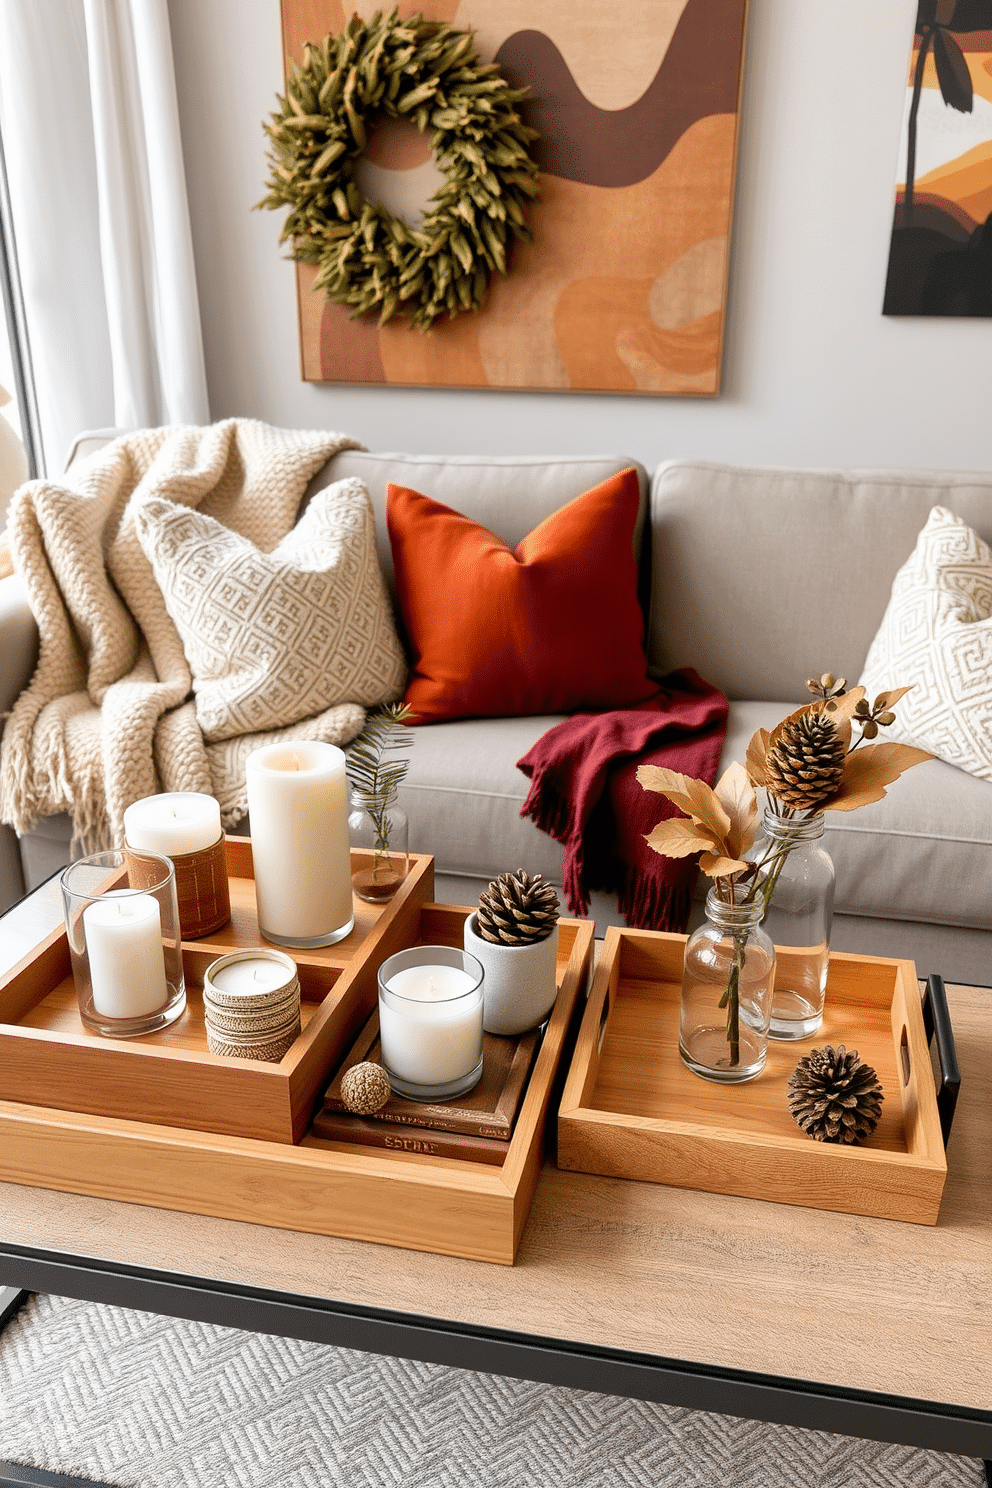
[
  {"left": 0, "top": 905, "right": 594, "bottom": 1263},
  {"left": 0, "top": 839, "right": 435, "bottom": 1145},
  {"left": 558, "top": 928, "right": 948, "bottom": 1225}
]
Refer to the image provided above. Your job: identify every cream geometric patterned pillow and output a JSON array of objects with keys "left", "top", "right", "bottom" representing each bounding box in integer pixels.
[
  {"left": 859, "top": 505, "right": 992, "bottom": 781},
  {"left": 133, "top": 478, "right": 407, "bottom": 743}
]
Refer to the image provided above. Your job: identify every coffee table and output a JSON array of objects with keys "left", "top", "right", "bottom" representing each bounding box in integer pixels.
[{"left": 1, "top": 876, "right": 990, "bottom": 1485}]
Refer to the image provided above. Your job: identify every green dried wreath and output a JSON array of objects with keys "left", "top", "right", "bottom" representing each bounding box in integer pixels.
[{"left": 259, "top": 10, "right": 540, "bottom": 332}]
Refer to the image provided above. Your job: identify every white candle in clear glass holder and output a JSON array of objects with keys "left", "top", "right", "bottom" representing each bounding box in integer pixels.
[
  {"left": 245, "top": 742, "right": 353, "bottom": 946},
  {"left": 123, "top": 793, "right": 221, "bottom": 856},
  {"left": 82, "top": 890, "right": 169, "bottom": 1019},
  {"left": 379, "top": 962, "right": 482, "bottom": 1089}
]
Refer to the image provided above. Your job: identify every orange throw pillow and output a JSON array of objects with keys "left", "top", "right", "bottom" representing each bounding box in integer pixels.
[{"left": 387, "top": 468, "right": 655, "bottom": 722}]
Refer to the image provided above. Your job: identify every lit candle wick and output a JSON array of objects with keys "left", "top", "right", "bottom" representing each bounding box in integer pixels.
[{"left": 291, "top": 753, "right": 300, "bottom": 770}]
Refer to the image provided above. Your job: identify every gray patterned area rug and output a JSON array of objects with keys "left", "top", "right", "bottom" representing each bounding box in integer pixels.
[{"left": 0, "top": 1295, "right": 982, "bottom": 1488}]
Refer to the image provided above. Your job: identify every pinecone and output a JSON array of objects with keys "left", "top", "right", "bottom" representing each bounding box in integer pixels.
[
  {"left": 765, "top": 709, "right": 846, "bottom": 811},
  {"left": 477, "top": 870, "right": 560, "bottom": 945},
  {"left": 787, "top": 1044, "right": 884, "bottom": 1144}
]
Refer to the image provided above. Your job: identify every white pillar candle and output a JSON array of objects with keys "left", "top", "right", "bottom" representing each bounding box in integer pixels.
[
  {"left": 123, "top": 793, "right": 221, "bottom": 856},
  {"left": 379, "top": 964, "right": 482, "bottom": 1087},
  {"left": 245, "top": 741, "right": 353, "bottom": 945},
  {"left": 82, "top": 890, "right": 169, "bottom": 1019}
]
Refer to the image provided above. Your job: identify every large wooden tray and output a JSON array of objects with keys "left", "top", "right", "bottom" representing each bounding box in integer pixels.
[
  {"left": 0, "top": 904, "right": 594, "bottom": 1264},
  {"left": 558, "top": 928, "right": 948, "bottom": 1224},
  {"left": 0, "top": 839, "right": 435, "bottom": 1144}
]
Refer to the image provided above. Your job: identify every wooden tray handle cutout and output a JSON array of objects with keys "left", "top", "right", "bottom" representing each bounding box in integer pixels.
[{"left": 597, "top": 987, "right": 610, "bottom": 1055}]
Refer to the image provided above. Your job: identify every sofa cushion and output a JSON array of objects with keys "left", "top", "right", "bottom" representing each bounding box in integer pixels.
[
  {"left": 721, "top": 701, "right": 992, "bottom": 933},
  {"left": 387, "top": 469, "right": 654, "bottom": 722},
  {"left": 306, "top": 451, "right": 650, "bottom": 610},
  {"left": 648, "top": 462, "right": 992, "bottom": 699},
  {"left": 132, "top": 481, "right": 406, "bottom": 742},
  {"left": 860, "top": 505, "right": 992, "bottom": 781}
]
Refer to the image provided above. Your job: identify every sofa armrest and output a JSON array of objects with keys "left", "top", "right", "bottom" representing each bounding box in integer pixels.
[{"left": 0, "top": 572, "right": 38, "bottom": 715}]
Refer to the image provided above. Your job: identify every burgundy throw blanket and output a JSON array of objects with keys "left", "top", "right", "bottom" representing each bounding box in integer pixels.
[{"left": 517, "top": 669, "right": 729, "bottom": 931}]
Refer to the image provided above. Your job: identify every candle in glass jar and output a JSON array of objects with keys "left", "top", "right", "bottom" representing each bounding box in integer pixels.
[
  {"left": 245, "top": 742, "right": 353, "bottom": 946},
  {"left": 82, "top": 890, "right": 169, "bottom": 1019},
  {"left": 379, "top": 963, "right": 481, "bottom": 1087},
  {"left": 123, "top": 793, "right": 221, "bottom": 856}
]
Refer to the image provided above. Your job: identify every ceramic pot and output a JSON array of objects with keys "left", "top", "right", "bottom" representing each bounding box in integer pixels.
[{"left": 463, "top": 912, "right": 558, "bottom": 1035}]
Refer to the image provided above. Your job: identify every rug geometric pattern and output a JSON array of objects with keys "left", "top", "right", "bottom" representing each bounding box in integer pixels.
[{"left": 0, "top": 1296, "right": 982, "bottom": 1488}]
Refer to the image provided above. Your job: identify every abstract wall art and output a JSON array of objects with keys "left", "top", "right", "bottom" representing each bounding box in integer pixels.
[
  {"left": 278, "top": 0, "right": 749, "bottom": 395},
  {"left": 884, "top": 1, "right": 992, "bottom": 316}
]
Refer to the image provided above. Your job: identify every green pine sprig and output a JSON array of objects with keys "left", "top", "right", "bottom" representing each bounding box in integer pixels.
[{"left": 346, "top": 703, "right": 415, "bottom": 853}]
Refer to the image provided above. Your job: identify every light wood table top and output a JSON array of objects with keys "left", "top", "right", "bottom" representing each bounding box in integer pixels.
[{"left": 1, "top": 885, "right": 990, "bottom": 1455}]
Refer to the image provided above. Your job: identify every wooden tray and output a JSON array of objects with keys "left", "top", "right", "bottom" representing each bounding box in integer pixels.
[
  {"left": 0, "top": 839, "right": 435, "bottom": 1144},
  {"left": 558, "top": 928, "right": 948, "bottom": 1225},
  {"left": 0, "top": 905, "right": 594, "bottom": 1264}
]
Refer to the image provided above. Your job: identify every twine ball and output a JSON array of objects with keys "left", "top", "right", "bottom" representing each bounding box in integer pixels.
[{"left": 341, "top": 1062, "right": 391, "bottom": 1115}]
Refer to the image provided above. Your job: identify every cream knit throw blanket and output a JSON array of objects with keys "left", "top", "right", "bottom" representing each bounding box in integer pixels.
[{"left": 0, "top": 420, "right": 368, "bottom": 853}]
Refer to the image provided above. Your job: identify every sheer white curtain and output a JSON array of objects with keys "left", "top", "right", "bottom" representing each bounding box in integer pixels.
[{"left": 0, "top": 0, "right": 209, "bottom": 473}]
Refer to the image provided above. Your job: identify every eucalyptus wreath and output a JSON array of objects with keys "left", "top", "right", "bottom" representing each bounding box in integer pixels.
[{"left": 259, "top": 10, "right": 540, "bottom": 331}]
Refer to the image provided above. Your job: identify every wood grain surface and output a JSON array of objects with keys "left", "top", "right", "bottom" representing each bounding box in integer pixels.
[
  {"left": 0, "top": 843, "right": 436, "bottom": 1144},
  {"left": 0, "top": 984, "right": 988, "bottom": 1407},
  {"left": 0, "top": 915, "right": 594, "bottom": 1264},
  {"left": 558, "top": 928, "right": 946, "bottom": 1224}
]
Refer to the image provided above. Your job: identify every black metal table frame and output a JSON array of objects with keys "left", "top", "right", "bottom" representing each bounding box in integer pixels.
[{"left": 1, "top": 1245, "right": 990, "bottom": 1488}]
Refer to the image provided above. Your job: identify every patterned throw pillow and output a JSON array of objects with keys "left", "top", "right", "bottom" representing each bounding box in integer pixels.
[
  {"left": 859, "top": 505, "right": 992, "bottom": 780},
  {"left": 133, "top": 479, "right": 407, "bottom": 742}
]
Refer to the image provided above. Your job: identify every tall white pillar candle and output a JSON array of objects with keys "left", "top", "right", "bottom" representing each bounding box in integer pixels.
[
  {"left": 82, "top": 890, "right": 169, "bottom": 1019},
  {"left": 245, "top": 741, "right": 353, "bottom": 946},
  {"left": 123, "top": 793, "right": 221, "bottom": 856},
  {"left": 379, "top": 963, "right": 482, "bottom": 1088}
]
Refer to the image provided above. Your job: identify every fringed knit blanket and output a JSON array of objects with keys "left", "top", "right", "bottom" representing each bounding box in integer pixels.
[
  {"left": 517, "top": 669, "right": 729, "bottom": 931},
  {"left": 0, "top": 420, "right": 369, "bottom": 853}
]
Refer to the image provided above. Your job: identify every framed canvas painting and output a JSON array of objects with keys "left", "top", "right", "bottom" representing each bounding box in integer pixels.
[
  {"left": 277, "top": 0, "right": 749, "bottom": 394},
  {"left": 884, "top": 1, "right": 992, "bottom": 316}
]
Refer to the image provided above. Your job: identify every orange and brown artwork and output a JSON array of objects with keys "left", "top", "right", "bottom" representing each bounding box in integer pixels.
[
  {"left": 281, "top": 0, "right": 749, "bottom": 394},
  {"left": 884, "top": 1, "right": 992, "bottom": 315}
]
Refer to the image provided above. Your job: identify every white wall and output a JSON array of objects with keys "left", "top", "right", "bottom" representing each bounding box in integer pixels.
[{"left": 167, "top": 0, "right": 992, "bottom": 472}]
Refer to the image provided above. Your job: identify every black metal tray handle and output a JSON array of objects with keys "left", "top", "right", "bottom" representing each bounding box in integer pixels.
[{"left": 922, "top": 974, "right": 961, "bottom": 1149}]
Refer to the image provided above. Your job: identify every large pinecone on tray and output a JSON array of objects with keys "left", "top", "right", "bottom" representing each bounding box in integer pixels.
[
  {"left": 477, "top": 870, "right": 560, "bottom": 946},
  {"left": 765, "top": 709, "right": 846, "bottom": 811},
  {"left": 787, "top": 1044, "right": 884, "bottom": 1144}
]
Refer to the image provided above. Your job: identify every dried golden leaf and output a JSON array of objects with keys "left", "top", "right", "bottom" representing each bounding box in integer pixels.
[
  {"left": 745, "top": 728, "right": 770, "bottom": 787},
  {"left": 822, "top": 742, "right": 933, "bottom": 812},
  {"left": 644, "top": 817, "right": 718, "bottom": 860},
  {"left": 713, "top": 762, "right": 759, "bottom": 861},
  {"left": 699, "top": 851, "right": 751, "bottom": 878},
  {"left": 636, "top": 766, "right": 731, "bottom": 843},
  {"left": 870, "top": 685, "right": 911, "bottom": 711},
  {"left": 820, "top": 686, "right": 865, "bottom": 727}
]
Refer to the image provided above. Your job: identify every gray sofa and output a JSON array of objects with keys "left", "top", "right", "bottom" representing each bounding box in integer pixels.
[{"left": 2, "top": 436, "right": 991, "bottom": 985}]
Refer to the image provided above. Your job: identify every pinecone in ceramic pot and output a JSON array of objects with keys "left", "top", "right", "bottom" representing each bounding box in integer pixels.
[
  {"left": 477, "top": 871, "right": 560, "bottom": 946},
  {"left": 787, "top": 1044, "right": 884, "bottom": 1144},
  {"left": 765, "top": 709, "right": 846, "bottom": 811}
]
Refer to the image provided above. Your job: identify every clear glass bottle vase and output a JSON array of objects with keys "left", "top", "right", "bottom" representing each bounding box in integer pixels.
[
  {"left": 680, "top": 886, "right": 775, "bottom": 1083},
  {"left": 347, "top": 791, "right": 409, "bottom": 903},
  {"left": 753, "top": 808, "right": 835, "bottom": 1041}
]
